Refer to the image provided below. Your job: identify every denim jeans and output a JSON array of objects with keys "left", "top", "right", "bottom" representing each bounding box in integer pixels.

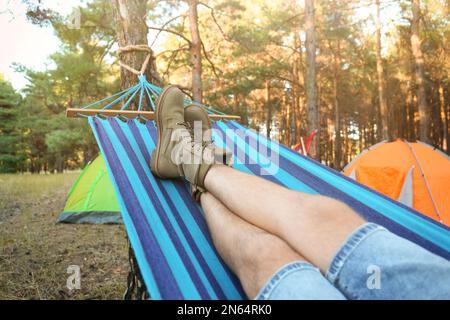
[{"left": 255, "top": 223, "right": 450, "bottom": 300}]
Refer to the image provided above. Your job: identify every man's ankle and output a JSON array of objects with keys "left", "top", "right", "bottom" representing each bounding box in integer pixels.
[{"left": 203, "top": 164, "right": 226, "bottom": 190}]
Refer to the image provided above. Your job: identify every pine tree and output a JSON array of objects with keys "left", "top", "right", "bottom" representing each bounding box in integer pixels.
[
  {"left": 411, "top": 0, "right": 429, "bottom": 142},
  {"left": 0, "top": 79, "right": 23, "bottom": 173}
]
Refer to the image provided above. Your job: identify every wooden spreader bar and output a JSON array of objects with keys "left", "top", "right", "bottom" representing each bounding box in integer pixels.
[{"left": 66, "top": 108, "right": 241, "bottom": 121}]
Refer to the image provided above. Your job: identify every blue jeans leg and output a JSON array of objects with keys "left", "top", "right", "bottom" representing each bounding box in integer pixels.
[
  {"left": 326, "top": 223, "right": 450, "bottom": 299},
  {"left": 255, "top": 261, "right": 346, "bottom": 300}
]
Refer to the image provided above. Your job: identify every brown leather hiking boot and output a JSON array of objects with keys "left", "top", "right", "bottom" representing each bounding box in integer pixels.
[
  {"left": 150, "top": 88, "right": 216, "bottom": 193},
  {"left": 184, "top": 104, "right": 233, "bottom": 201},
  {"left": 150, "top": 85, "right": 191, "bottom": 179}
]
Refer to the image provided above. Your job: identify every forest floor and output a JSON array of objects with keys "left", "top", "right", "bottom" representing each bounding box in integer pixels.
[{"left": 0, "top": 173, "right": 128, "bottom": 299}]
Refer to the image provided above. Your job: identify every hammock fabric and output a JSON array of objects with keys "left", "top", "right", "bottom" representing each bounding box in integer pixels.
[
  {"left": 69, "top": 76, "right": 449, "bottom": 299},
  {"left": 89, "top": 116, "right": 450, "bottom": 300}
]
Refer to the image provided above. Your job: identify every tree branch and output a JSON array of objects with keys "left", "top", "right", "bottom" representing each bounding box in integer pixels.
[
  {"left": 163, "top": 47, "right": 184, "bottom": 80},
  {"left": 156, "top": 45, "right": 189, "bottom": 58},
  {"left": 200, "top": 40, "right": 220, "bottom": 79},
  {"left": 98, "top": 40, "right": 115, "bottom": 64},
  {"left": 147, "top": 26, "right": 191, "bottom": 44},
  {"left": 149, "top": 14, "right": 187, "bottom": 47},
  {"left": 198, "top": 2, "right": 232, "bottom": 42}
]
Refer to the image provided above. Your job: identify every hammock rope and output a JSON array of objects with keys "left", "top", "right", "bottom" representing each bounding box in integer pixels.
[
  {"left": 67, "top": 44, "right": 239, "bottom": 121},
  {"left": 117, "top": 44, "right": 154, "bottom": 76},
  {"left": 68, "top": 74, "right": 239, "bottom": 121}
]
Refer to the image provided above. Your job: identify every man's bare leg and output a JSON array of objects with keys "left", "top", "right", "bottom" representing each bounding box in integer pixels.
[
  {"left": 204, "top": 165, "right": 365, "bottom": 272},
  {"left": 201, "top": 192, "right": 304, "bottom": 298}
]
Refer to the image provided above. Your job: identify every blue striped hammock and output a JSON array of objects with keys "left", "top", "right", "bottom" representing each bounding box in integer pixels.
[{"left": 74, "top": 76, "right": 450, "bottom": 299}]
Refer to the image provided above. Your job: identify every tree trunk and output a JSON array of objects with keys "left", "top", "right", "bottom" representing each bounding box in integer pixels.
[
  {"left": 266, "top": 80, "right": 272, "bottom": 138},
  {"left": 291, "top": 44, "right": 299, "bottom": 145},
  {"left": 332, "top": 1, "right": 342, "bottom": 169},
  {"left": 290, "top": 101, "right": 297, "bottom": 146},
  {"left": 281, "top": 93, "right": 288, "bottom": 144},
  {"left": 305, "top": 0, "right": 319, "bottom": 159},
  {"left": 439, "top": 83, "right": 448, "bottom": 152},
  {"left": 411, "top": 0, "right": 429, "bottom": 142},
  {"left": 56, "top": 156, "right": 64, "bottom": 173},
  {"left": 343, "top": 120, "right": 349, "bottom": 164},
  {"left": 286, "top": 88, "right": 297, "bottom": 146},
  {"left": 375, "top": 0, "right": 389, "bottom": 140},
  {"left": 111, "top": 0, "right": 159, "bottom": 96},
  {"left": 407, "top": 88, "right": 416, "bottom": 140},
  {"left": 188, "top": 0, "right": 203, "bottom": 103},
  {"left": 333, "top": 66, "right": 341, "bottom": 169}
]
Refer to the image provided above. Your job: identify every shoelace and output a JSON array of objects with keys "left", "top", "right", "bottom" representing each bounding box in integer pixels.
[
  {"left": 173, "top": 121, "right": 215, "bottom": 178},
  {"left": 175, "top": 122, "right": 213, "bottom": 160},
  {"left": 176, "top": 121, "right": 213, "bottom": 148}
]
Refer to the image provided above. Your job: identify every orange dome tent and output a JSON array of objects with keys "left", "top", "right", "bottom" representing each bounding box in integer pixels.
[{"left": 343, "top": 140, "right": 450, "bottom": 226}]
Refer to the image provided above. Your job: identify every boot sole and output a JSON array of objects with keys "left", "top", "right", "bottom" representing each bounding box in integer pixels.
[{"left": 150, "top": 85, "right": 179, "bottom": 179}]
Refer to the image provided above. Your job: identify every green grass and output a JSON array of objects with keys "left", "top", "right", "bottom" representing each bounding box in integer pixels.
[
  {"left": 0, "top": 173, "right": 77, "bottom": 218},
  {"left": 0, "top": 173, "right": 128, "bottom": 299}
]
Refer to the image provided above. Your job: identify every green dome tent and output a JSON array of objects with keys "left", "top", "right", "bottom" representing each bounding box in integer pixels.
[{"left": 58, "top": 154, "right": 122, "bottom": 224}]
